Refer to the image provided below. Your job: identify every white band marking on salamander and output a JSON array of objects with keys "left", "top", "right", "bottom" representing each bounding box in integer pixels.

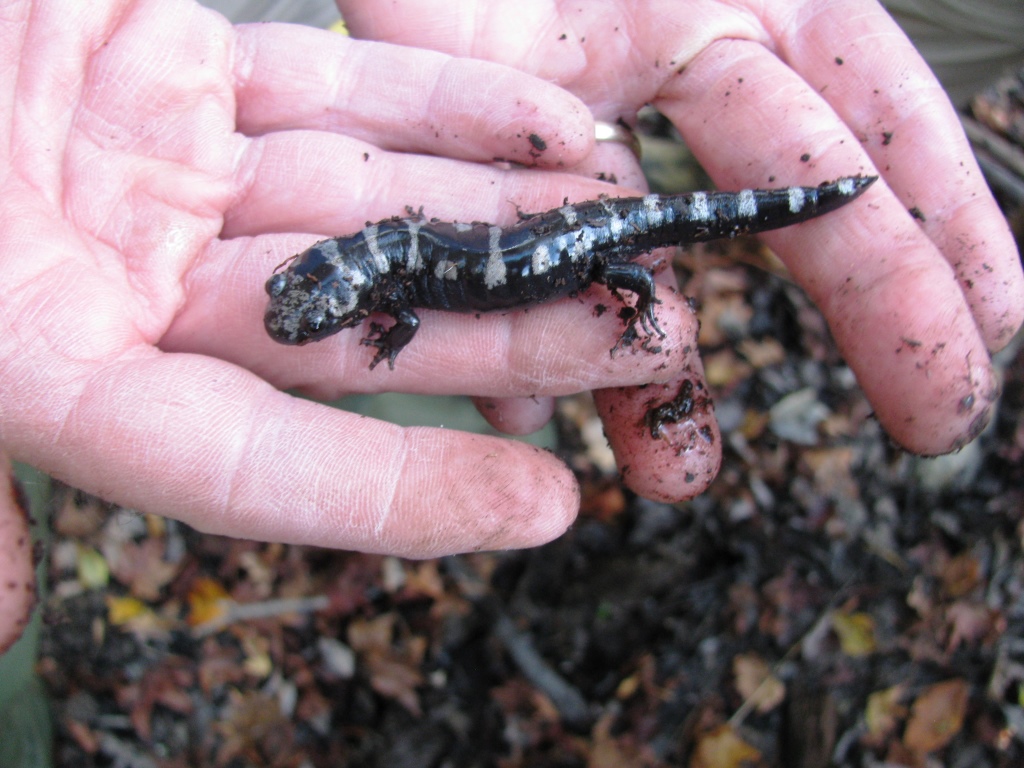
[
  {"left": 737, "top": 189, "right": 757, "bottom": 218},
  {"left": 532, "top": 243, "right": 552, "bottom": 274},
  {"left": 570, "top": 229, "right": 597, "bottom": 262},
  {"left": 837, "top": 177, "right": 856, "bottom": 195},
  {"left": 404, "top": 219, "right": 422, "bottom": 272},
  {"left": 363, "top": 224, "right": 389, "bottom": 273},
  {"left": 319, "top": 239, "right": 342, "bottom": 260},
  {"left": 690, "top": 191, "right": 711, "bottom": 221},
  {"left": 600, "top": 199, "right": 624, "bottom": 238},
  {"left": 558, "top": 204, "right": 578, "bottom": 227},
  {"left": 787, "top": 186, "right": 806, "bottom": 214},
  {"left": 642, "top": 194, "right": 664, "bottom": 227},
  {"left": 435, "top": 259, "right": 458, "bottom": 280},
  {"left": 484, "top": 225, "right": 507, "bottom": 289}
]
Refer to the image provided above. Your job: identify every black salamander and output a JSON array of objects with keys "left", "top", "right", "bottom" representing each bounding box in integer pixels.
[{"left": 264, "top": 176, "right": 876, "bottom": 369}]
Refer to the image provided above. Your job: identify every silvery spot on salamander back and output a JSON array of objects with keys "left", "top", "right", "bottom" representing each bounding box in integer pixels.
[{"left": 265, "top": 176, "right": 876, "bottom": 370}]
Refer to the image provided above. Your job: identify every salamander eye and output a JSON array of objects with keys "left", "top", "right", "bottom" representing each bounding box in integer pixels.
[
  {"left": 266, "top": 273, "right": 287, "bottom": 297},
  {"left": 303, "top": 310, "right": 326, "bottom": 334}
]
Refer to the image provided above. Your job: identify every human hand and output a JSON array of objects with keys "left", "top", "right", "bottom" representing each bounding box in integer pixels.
[
  {"left": 2, "top": 0, "right": 706, "bottom": 651},
  {"left": 338, "top": 0, "right": 1024, "bottom": 464}
]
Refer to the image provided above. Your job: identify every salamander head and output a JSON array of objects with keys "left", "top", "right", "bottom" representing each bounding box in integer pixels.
[{"left": 264, "top": 240, "right": 371, "bottom": 345}]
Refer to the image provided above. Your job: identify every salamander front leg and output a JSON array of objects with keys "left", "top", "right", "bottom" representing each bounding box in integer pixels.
[
  {"left": 596, "top": 261, "right": 665, "bottom": 351},
  {"left": 362, "top": 307, "right": 421, "bottom": 370}
]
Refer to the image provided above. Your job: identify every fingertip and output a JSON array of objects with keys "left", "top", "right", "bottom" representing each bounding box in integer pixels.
[
  {"left": 598, "top": 371, "right": 723, "bottom": 503},
  {"left": 504, "top": 442, "right": 582, "bottom": 546},
  {"left": 472, "top": 395, "right": 556, "bottom": 435},
  {"left": 460, "top": 63, "right": 594, "bottom": 168},
  {"left": 824, "top": 252, "right": 1004, "bottom": 457},
  {"left": 872, "top": 349, "right": 1000, "bottom": 456},
  {"left": 389, "top": 431, "right": 579, "bottom": 555}
]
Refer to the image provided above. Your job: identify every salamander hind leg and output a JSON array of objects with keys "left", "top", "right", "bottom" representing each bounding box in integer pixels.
[
  {"left": 596, "top": 261, "right": 666, "bottom": 356},
  {"left": 362, "top": 307, "right": 421, "bottom": 370}
]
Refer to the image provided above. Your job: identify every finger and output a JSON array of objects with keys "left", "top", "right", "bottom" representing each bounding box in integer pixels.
[
  {"left": 600, "top": 365, "right": 722, "bottom": 503},
  {"left": 232, "top": 22, "right": 593, "bottom": 168},
  {"left": 767, "top": 0, "right": 1023, "bottom": 351},
  {"left": 660, "top": 39, "right": 999, "bottom": 454},
  {"left": 11, "top": 352, "right": 577, "bottom": 558},
  {"left": 0, "top": 451, "right": 36, "bottom": 655},
  {"left": 221, "top": 129, "right": 613, "bottom": 238},
  {"left": 472, "top": 395, "right": 556, "bottom": 436}
]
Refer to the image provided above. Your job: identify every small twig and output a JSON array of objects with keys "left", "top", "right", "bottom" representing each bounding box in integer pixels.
[
  {"left": 444, "top": 555, "right": 592, "bottom": 729},
  {"left": 191, "top": 594, "right": 330, "bottom": 637},
  {"left": 493, "top": 613, "right": 592, "bottom": 730}
]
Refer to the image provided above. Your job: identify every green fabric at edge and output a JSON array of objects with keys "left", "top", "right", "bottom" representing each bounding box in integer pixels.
[{"left": 0, "top": 464, "right": 52, "bottom": 768}]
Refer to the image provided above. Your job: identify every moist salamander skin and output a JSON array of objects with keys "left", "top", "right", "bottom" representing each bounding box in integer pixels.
[{"left": 264, "top": 175, "right": 876, "bottom": 369}]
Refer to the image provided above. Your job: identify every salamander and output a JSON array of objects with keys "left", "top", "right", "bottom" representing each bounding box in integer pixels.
[{"left": 264, "top": 175, "right": 876, "bottom": 369}]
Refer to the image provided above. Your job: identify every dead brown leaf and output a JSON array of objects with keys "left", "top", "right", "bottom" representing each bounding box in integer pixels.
[
  {"left": 116, "top": 658, "right": 195, "bottom": 741},
  {"left": 832, "top": 611, "right": 877, "bottom": 657},
  {"left": 53, "top": 491, "right": 105, "bottom": 537},
  {"left": 903, "top": 679, "right": 969, "bottom": 755},
  {"left": 941, "top": 552, "right": 983, "bottom": 598},
  {"left": 589, "top": 709, "right": 658, "bottom": 768},
  {"left": 690, "top": 724, "right": 763, "bottom": 768},
  {"left": 737, "top": 337, "right": 785, "bottom": 368},
  {"left": 402, "top": 559, "right": 446, "bottom": 600},
  {"left": 801, "top": 447, "right": 859, "bottom": 501},
  {"left": 703, "top": 349, "right": 753, "bottom": 389},
  {"left": 348, "top": 614, "right": 426, "bottom": 716},
  {"left": 186, "top": 576, "right": 229, "bottom": 626},
  {"left": 215, "top": 689, "right": 293, "bottom": 766},
  {"left": 105, "top": 537, "right": 180, "bottom": 600}
]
